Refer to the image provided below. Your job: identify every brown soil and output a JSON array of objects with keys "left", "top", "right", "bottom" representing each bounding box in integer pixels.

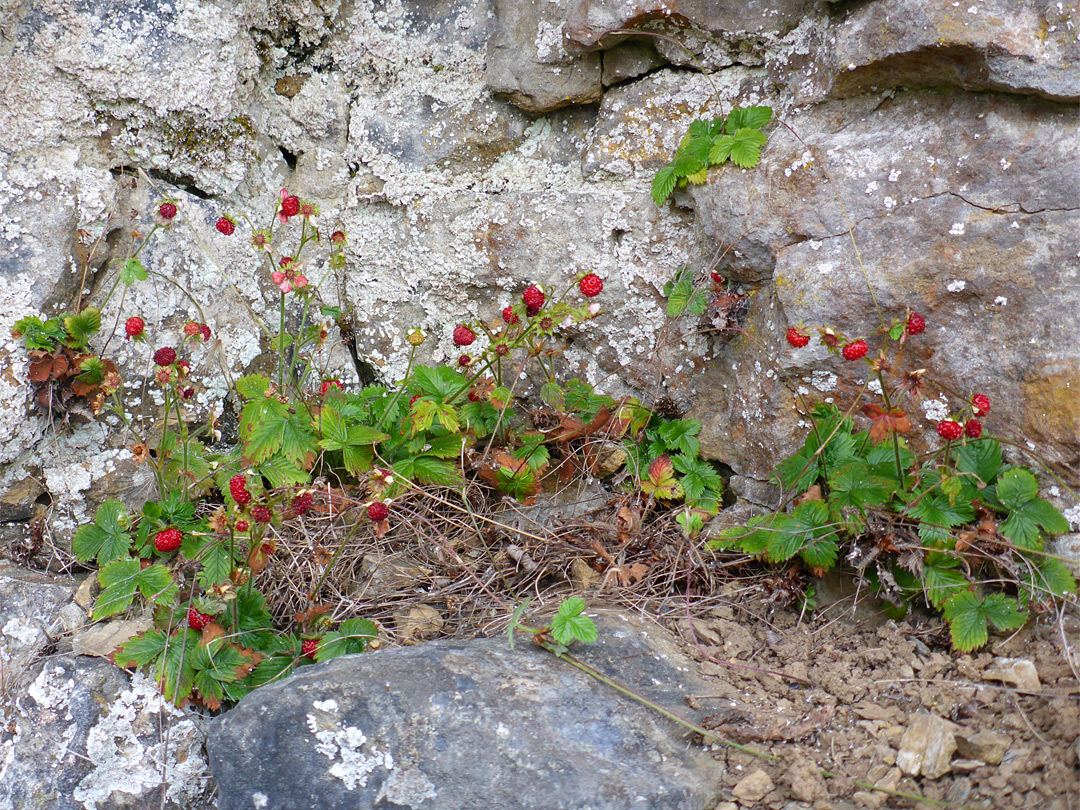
[{"left": 667, "top": 591, "right": 1079, "bottom": 810}]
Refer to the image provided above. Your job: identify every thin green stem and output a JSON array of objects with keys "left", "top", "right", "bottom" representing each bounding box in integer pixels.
[
  {"left": 278, "top": 292, "right": 287, "bottom": 391},
  {"left": 377, "top": 345, "right": 417, "bottom": 431}
]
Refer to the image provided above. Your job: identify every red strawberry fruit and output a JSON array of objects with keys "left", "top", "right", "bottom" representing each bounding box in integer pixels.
[
  {"left": 291, "top": 492, "right": 314, "bottom": 516},
  {"left": 125, "top": 317, "right": 145, "bottom": 339},
  {"left": 215, "top": 216, "right": 235, "bottom": 235},
  {"left": 320, "top": 379, "right": 343, "bottom": 396},
  {"left": 972, "top": 394, "right": 990, "bottom": 417},
  {"left": 188, "top": 607, "right": 213, "bottom": 631},
  {"left": 906, "top": 312, "right": 926, "bottom": 336},
  {"left": 502, "top": 306, "right": 518, "bottom": 324},
  {"left": 458, "top": 354, "right": 471, "bottom": 367},
  {"left": 579, "top": 274, "right": 603, "bottom": 297},
  {"left": 158, "top": 202, "right": 178, "bottom": 221},
  {"left": 229, "top": 475, "right": 251, "bottom": 505},
  {"left": 522, "top": 285, "right": 545, "bottom": 310},
  {"left": 964, "top": 418, "right": 982, "bottom": 438},
  {"left": 281, "top": 196, "right": 301, "bottom": 218},
  {"left": 785, "top": 327, "right": 810, "bottom": 348},
  {"left": 367, "top": 502, "right": 389, "bottom": 522},
  {"left": 936, "top": 420, "right": 963, "bottom": 441},
  {"left": 153, "top": 347, "right": 177, "bottom": 366},
  {"left": 154, "top": 528, "right": 182, "bottom": 553},
  {"left": 452, "top": 325, "right": 475, "bottom": 347},
  {"left": 301, "top": 638, "right": 319, "bottom": 660},
  {"left": 235, "top": 520, "right": 249, "bottom": 532},
  {"left": 842, "top": 340, "right": 868, "bottom": 361},
  {"left": 252, "top": 505, "right": 273, "bottom": 523}
]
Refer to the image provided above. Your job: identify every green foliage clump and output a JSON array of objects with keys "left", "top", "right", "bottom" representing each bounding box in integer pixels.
[{"left": 652, "top": 106, "right": 772, "bottom": 206}]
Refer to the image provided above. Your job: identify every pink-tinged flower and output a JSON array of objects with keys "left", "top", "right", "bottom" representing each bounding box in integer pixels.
[
  {"left": 271, "top": 266, "right": 309, "bottom": 294},
  {"left": 588, "top": 302, "right": 601, "bottom": 316},
  {"left": 251, "top": 230, "right": 270, "bottom": 251}
]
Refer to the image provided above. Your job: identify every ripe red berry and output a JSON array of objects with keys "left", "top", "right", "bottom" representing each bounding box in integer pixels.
[
  {"left": 525, "top": 305, "right": 540, "bottom": 318},
  {"left": 452, "top": 325, "right": 476, "bottom": 347},
  {"left": 215, "top": 216, "right": 235, "bottom": 235},
  {"left": 235, "top": 520, "right": 249, "bottom": 532},
  {"left": 964, "top": 418, "right": 983, "bottom": 438},
  {"left": 154, "top": 528, "right": 182, "bottom": 553},
  {"left": 279, "top": 255, "right": 294, "bottom": 268},
  {"left": 906, "top": 312, "right": 926, "bottom": 336},
  {"left": 188, "top": 607, "right": 213, "bottom": 631},
  {"left": 842, "top": 340, "right": 868, "bottom": 361},
  {"left": 252, "top": 505, "right": 273, "bottom": 524},
  {"left": 522, "top": 285, "right": 545, "bottom": 310},
  {"left": 367, "top": 502, "right": 389, "bottom": 522},
  {"left": 409, "top": 394, "right": 420, "bottom": 406},
  {"left": 301, "top": 638, "right": 319, "bottom": 660},
  {"left": 281, "top": 196, "right": 301, "bottom": 218},
  {"left": 125, "top": 317, "right": 145, "bottom": 339},
  {"left": 579, "top": 274, "right": 603, "bottom": 297},
  {"left": 972, "top": 394, "right": 990, "bottom": 417},
  {"left": 710, "top": 271, "right": 723, "bottom": 284},
  {"left": 320, "top": 379, "right": 343, "bottom": 396},
  {"left": 937, "top": 420, "right": 963, "bottom": 441},
  {"left": 184, "top": 321, "right": 201, "bottom": 337},
  {"left": 199, "top": 324, "right": 212, "bottom": 341},
  {"left": 502, "top": 306, "right": 518, "bottom": 324},
  {"left": 785, "top": 327, "right": 810, "bottom": 348},
  {"left": 153, "top": 347, "right": 177, "bottom": 366},
  {"left": 158, "top": 202, "right": 178, "bottom": 221},
  {"left": 458, "top": 354, "right": 471, "bottom": 367},
  {"left": 229, "top": 475, "right": 251, "bottom": 505},
  {"left": 468, "top": 389, "right": 481, "bottom": 402},
  {"left": 291, "top": 492, "right": 314, "bottom": 516}
]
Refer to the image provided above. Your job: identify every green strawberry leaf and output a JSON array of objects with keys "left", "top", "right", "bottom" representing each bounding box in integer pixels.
[
  {"left": 725, "top": 106, "right": 772, "bottom": 133},
  {"left": 550, "top": 598, "right": 597, "bottom": 645},
  {"left": 120, "top": 258, "right": 148, "bottom": 285},
  {"left": 651, "top": 165, "right": 678, "bottom": 206}
]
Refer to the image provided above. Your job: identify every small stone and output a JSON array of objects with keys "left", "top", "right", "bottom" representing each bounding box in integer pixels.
[
  {"left": 955, "top": 729, "right": 1010, "bottom": 765},
  {"left": 983, "top": 658, "right": 1041, "bottom": 692},
  {"left": 74, "top": 575, "right": 95, "bottom": 610},
  {"left": 732, "top": 769, "right": 775, "bottom": 803},
  {"left": 785, "top": 754, "right": 828, "bottom": 803},
  {"left": 854, "top": 790, "right": 884, "bottom": 808},
  {"left": 854, "top": 701, "right": 896, "bottom": 720},
  {"left": 949, "top": 759, "right": 984, "bottom": 773},
  {"left": 896, "top": 711, "right": 959, "bottom": 779},
  {"left": 393, "top": 604, "right": 444, "bottom": 642},
  {"left": 275, "top": 75, "right": 307, "bottom": 98},
  {"left": 570, "top": 558, "right": 600, "bottom": 590},
  {"left": 715, "top": 804, "right": 738, "bottom": 810}
]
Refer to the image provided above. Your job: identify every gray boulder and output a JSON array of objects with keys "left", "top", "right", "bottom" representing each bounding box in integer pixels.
[
  {"left": 0, "top": 655, "right": 213, "bottom": 810},
  {"left": 210, "top": 611, "right": 729, "bottom": 810}
]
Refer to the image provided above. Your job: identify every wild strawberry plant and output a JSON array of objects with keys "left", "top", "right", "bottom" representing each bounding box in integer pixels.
[{"left": 711, "top": 312, "right": 1077, "bottom": 652}]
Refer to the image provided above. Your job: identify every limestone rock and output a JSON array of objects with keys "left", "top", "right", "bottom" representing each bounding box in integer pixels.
[
  {"left": 0, "top": 656, "right": 213, "bottom": 810},
  {"left": 955, "top": 729, "right": 1010, "bottom": 765},
  {"left": 896, "top": 711, "right": 959, "bottom": 779},
  {"left": 0, "top": 564, "right": 78, "bottom": 685},
  {"left": 983, "top": 657, "right": 1041, "bottom": 692},
  {"left": 784, "top": 0, "right": 1080, "bottom": 105},
  {"left": 487, "top": 0, "right": 603, "bottom": 112},
  {"left": 690, "top": 89, "right": 1080, "bottom": 477},
  {"left": 731, "top": 768, "right": 775, "bottom": 803},
  {"left": 209, "top": 611, "right": 728, "bottom": 810}
]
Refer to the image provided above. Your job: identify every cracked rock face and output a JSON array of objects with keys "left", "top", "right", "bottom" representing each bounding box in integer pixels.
[{"left": 0, "top": 0, "right": 1077, "bottom": 553}]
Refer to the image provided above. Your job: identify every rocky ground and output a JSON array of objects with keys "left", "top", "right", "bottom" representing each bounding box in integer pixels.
[{"left": 2, "top": 554, "right": 1076, "bottom": 810}]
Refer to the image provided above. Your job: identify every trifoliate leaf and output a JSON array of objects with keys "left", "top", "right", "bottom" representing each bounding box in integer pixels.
[
  {"left": 943, "top": 591, "right": 1027, "bottom": 653},
  {"left": 120, "top": 258, "right": 148, "bottom": 285},
  {"left": 93, "top": 558, "right": 142, "bottom": 619},
  {"left": 656, "top": 419, "right": 701, "bottom": 458},
  {"left": 73, "top": 499, "right": 132, "bottom": 564},
  {"left": 1032, "top": 558, "right": 1078, "bottom": 598},
  {"left": 728, "top": 128, "right": 768, "bottom": 168},
  {"left": 197, "top": 541, "right": 233, "bottom": 588},
  {"left": 640, "top": 454, "right": 683, "bottom": 500},
  {"left": 922, "top": 558, "right": 968, "bottom": 609},
  {"left": 550, "top": 598, "right": 597, "bottom": 645}
]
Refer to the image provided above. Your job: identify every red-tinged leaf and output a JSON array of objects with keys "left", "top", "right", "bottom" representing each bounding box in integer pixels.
[
  {"left": 640, "top": 454, "right": 684, "bottom": 500},
  {"left": 861, "top": 403, "right": 912, "bottom": 443}
]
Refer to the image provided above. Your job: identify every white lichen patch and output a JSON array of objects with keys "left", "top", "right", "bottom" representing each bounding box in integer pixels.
[
  {"left": 27, "top": 665, "right": 77, "bottom": 718},
  {"left": 72, "top": 672, "right": 210, "bottom": 810},
  {"left": 811, "top": 371, "right": 838, "bottom": 392},
  {"left": 921, "top": 396, "right": 951, "bottom": 423},
  {"left": 946, "top": 280, "right": 967, "bottom": 293},
  {"left": 309, "top": 717, "right": 394, "bottom": 791}
]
